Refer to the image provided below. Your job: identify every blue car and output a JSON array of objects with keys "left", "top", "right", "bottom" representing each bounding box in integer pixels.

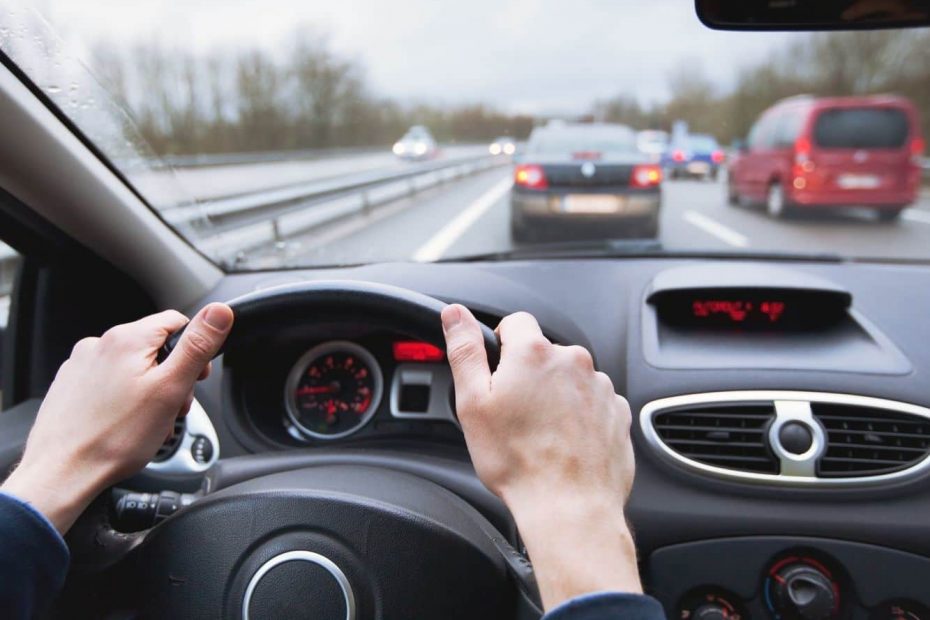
[{"left": 662, "top": 133, "right": 726, "bottom": 179}]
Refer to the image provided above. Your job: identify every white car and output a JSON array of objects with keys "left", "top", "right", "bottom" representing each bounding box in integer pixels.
[
  {"left": 392, "top": 126, "right": 438, "bottom": 160},
  {"left": 489, "top": 136, "right": 516, "bottom": 156}
]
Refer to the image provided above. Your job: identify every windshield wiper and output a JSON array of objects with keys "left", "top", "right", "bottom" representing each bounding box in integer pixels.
[{"left": 440, "top": 239, "right": 845, "bottom": 263}]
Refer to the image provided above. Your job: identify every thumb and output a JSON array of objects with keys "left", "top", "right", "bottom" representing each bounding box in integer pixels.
[
  {"left": 442, "top": 304, "right": 491, "bottom": 413},
  {"left": 160, "top": 303, "right": 234, "bottom": 384}
]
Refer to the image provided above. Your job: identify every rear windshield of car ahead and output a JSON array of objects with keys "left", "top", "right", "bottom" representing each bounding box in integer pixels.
[
  {"left": 529, "top": 132, "right": 636, "bottom": 154},
  {"left": 813, "top": 107, "right": 910, "bottom": 149},
  {"left": 688, "top": 136, "right": 718, "bottom": 152}
]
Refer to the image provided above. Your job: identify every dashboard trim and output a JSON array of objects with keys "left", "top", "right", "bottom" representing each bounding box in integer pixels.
[
  {"left": 389, "top": 363, "right": 459, "bottom": 426},
  {"left": 640, "top": 390, "right": 930, "bottom": 487}
]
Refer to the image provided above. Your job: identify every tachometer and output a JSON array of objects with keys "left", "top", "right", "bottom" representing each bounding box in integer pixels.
[{"left": 285, "top": 341, "right": 383, "bottom": 440}]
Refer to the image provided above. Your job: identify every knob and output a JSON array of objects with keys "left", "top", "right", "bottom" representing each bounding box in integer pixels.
[
  {"left": 770, "top": 563, "right": 837, "bottom": 620},
  {"left": 678, "top": 590, "right": 745, "bottom": 620},
  {"left": 692, "top": 602, "right": 729, "bottom": 620}
]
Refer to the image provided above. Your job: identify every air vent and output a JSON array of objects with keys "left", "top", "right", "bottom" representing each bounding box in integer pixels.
[
  {"left": 652, "top": 403, "right": 777, "bottom": 473},
  {"left": 152, "top": 417, "right": 186, "bottom": 463},
  {"left": 642, "top": 391, "right": 930, "bottom": 486},
  {"left": 814, "top": 403, "right": 930, "bottom": 478}
]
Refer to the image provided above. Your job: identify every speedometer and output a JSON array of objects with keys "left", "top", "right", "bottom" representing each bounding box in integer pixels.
[{"left": 284, "top": 341, "right": 383, "bottom": 440}]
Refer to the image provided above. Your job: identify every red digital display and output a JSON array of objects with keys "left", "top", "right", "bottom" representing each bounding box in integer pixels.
[
  {"left": 652, "top": 288, "right": 848, "bottom": 332},
  {"left": 691, "top": 299, "right": 786, "bottom": 324},
  {"left": 393, "top": 341, "right": 445, "bottom": 362}
]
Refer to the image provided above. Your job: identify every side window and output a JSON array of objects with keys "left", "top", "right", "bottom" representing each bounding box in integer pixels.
[
  {"left": 0, "top": 242, "right": 21, "bottom": 393},
  {"left": 748, "top": 112, "right": 777, "bottom": 150},
  {"left": 746, "top": 119, "right": 764, "bottom": 150},
  {"left": 773, "top": 108, "right": 806, "bottom": 148}
]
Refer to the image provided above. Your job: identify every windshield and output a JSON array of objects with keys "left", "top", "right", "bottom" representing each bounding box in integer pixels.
[
  {"left": 2, "top": 1, "right": 929, "bottom": 269},
  {"left": 688, "top": 135, "right": 719, "bottom": 152}
]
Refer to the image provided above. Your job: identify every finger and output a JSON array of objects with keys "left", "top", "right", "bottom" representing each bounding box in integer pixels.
[
  {"left": 100, "top": 310, "right": 190, "bottom": 358},
  {"left": 178, "top": 389, "right": 195, "bottom": 419},
  {"left": 496, "top": 312, "right": 548, "bottom": 355},
  {"left": 126, "top": 310, "right": 191, "bottom": 348},
  {"left": 442, "top": 304, "right": 491, "bottom": 410},
  {"left": 159, "top": 303, "right": 234, "bottom": 384},
  {"left": 556, "top": 344, "right": 595, "bottom": 371},
  {"left": 197, "top": 360, "right": 212, "bottom": 382}
]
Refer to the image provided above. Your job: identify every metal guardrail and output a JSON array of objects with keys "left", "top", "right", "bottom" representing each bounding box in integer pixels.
[
  {"left": 148, "top": 145, "right": 387, "bottom": 170},
  {"left": 145, "top": 143, "right": 488, "bottom": 170},
  {"left": 165, "top": 153, "right": 508, "bottom": 265},
  {"left": 0, "top": 150, "right": 506, "bottom": 292}
]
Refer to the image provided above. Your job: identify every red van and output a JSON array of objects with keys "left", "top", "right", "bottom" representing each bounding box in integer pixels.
[{"left": 727, "top": 94, "right": 924, "bottom": 220}]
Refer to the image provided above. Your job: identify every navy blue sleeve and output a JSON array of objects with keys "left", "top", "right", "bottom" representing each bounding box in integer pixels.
[
  {"left": 543, "top": 592, "right": 667, "bottom": 620},
  {"left": 0, "top": 491, "right": 70, "bottom": 620}
]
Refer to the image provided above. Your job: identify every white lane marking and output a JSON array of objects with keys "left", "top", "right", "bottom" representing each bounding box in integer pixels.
[
  {"left": 412, "top": 177, "right": 513, "bottom": 261},
  {"left": 683, "top": 210, "right": 749, "bottom": 248},
  {"left": 902, "top": 209, "right": 930, "bottom": 225}
]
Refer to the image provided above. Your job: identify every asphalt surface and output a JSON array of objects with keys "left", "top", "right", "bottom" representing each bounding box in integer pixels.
[{"left": 241, "top": 166, "right": 930, "bottom": 266}]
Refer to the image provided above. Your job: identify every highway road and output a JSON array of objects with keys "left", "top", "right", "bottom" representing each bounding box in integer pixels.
[
  {"left": 4, "top": 150, "right": 927, "bottom": 325},
  {"left": 238, "top": 166, "right": 930, "bottom": 267},
  {"left": 130, "top": 145, "right": 488, "bottom": 208}
]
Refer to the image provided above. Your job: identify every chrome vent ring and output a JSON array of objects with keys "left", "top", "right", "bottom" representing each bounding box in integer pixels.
[{"left": 641, "top": 391, "right": 930, "bottom": 487}]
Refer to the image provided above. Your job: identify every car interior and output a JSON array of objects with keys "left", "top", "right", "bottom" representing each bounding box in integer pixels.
[{"left": 2, "top": 1, "right": 930, "bottom": 618}]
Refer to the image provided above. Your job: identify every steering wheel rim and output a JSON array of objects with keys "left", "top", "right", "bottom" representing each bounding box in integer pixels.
[
  {"left": 159, "top": 280, "right": 501, "bottom": 369},
  {"left": 62, "top": 282, "right": 542, "bottom": 618}
]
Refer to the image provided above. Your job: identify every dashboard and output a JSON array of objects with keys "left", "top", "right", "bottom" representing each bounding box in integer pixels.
[
  {"left": 227, "top": 326, "right": 470, "bottom": 449},
  {"left": 175, "top": 257, "right": 930, "bottom": 619}
]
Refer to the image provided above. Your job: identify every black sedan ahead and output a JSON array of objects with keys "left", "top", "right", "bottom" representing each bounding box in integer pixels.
[{"left": 510, "top": 123, "right": 662, "bottom": 242}]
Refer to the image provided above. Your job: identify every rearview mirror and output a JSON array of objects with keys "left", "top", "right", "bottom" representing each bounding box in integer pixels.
[{"left": 695, "top": 0, "right": 930, "bottom": 30}]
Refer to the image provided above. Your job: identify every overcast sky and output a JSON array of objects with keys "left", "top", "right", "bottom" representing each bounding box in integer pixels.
[{"left": 34, "top": 0, "right": 802, "bottom": 115}]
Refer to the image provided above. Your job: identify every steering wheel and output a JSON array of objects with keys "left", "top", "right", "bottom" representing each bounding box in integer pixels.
[{"left": 64, "top": 281, "right": 542, "bottom": 620}]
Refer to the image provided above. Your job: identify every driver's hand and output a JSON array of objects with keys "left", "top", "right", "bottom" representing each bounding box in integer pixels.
[
  {"left": 1, "top": 303, "right": 233, "bottom": 534},
  {"left": 442, "top": 304, "right": 642, "bottom": 610}
]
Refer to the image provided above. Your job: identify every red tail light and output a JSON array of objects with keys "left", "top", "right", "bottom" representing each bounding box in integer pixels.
[
  {"left": 794, "top": 137, "right": 812, "bottom": 164},
  {"left": 631, "top": 164, "right": 662, "bottom": 188},
  {"left": 911, "top": 137, "right": 925, "bottom": 163},
  {"left": 672, "top": 149, "right": 686, "bottom": 162},
  {"left": 711, "top": 150, "right": 725, "bottom": 164},
  {"left": 572, "top": 151, "right": 602, "bottom": 160},
  {"left": 514, "top": 164, "right": 548, "bottom": 190}
]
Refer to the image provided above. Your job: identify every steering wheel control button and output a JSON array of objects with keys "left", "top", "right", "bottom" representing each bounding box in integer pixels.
[
  {"left": 243, "top": 551, "right": 355, "bottom": 620},
  {"left": 779, "top": 422, "right": 814, "bottom": 455},
  {"left": 112, "top": 489, "right": 194, "bottom": 531},
  {"left": 191, "top": 435, "right": 214, "bottom": 464}
]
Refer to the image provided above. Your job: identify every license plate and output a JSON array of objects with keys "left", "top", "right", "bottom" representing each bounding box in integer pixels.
[
  {"left": 562, "top": 195, "right": 623, "bottom": 214},
  {"left": 837, "top": 174, "right": 880, "bottom": 189},
  {"left": 687, "top": 161, "right": 710, "bottom": 174}
]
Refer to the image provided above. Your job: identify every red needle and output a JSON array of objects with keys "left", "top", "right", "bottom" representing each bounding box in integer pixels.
[{"left": 297, "top": 385, "right": 338, "bottom": 396}]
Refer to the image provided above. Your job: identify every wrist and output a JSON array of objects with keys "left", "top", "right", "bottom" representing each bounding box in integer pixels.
[
  {"left": 2, "top": 451, "right": 109, "bottom": 534},
  {"left": 503, "top": 487, "right": 643, "bottom": 610}
]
